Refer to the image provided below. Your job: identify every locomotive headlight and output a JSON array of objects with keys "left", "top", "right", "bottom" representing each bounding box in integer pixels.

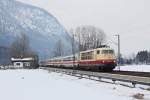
[{"left": 102, "top": 60, "right": 105, "bottom": 63}]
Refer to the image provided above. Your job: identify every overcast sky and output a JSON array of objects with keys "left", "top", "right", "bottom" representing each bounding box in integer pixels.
[{"left": 17, "top": 0, "right": 150, "bottom": 57}]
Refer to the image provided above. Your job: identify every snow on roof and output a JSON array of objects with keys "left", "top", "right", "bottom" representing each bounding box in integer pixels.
[{"left": 11, "top": 57, "right": 34, "bottom": 61}]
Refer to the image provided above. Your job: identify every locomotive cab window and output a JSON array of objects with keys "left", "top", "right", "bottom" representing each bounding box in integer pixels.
[
  {"left": 109, "top": 50, "right": 114, "bottom": 54},
  {"left": 102, "top": 50, "right": 114, "bottom": 54}
]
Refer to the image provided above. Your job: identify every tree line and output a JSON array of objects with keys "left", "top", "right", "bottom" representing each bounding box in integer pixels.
[
  {"left": 9, "top": 33, "right": 39, "bottom": 68},
  {"left": 53, "top": 25, "right": 150, "bottom": 66},
  {"left": 10, "top": 33, "right": 38, "bottom": 59},
  {"left": 120, "top": 50, "right": 150, "bottom": 65},
  {"left": 0, "top": 33, "right": 38, "bottom": 65},
  {"left": 8, "top": 25, "right": 150, "bottom": 66},
  {"left": 53, "top": 25, "right": 107, "bottom": 57}
]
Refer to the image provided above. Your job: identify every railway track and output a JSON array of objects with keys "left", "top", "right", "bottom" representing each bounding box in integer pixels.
[
  {"left": 45, "top": 67, "right": 150, "bottom": 77},
  {"left": 71, "top": 69, "right": 150, "bottom": 77},
  {"left": 105, "top": 71, "right": 150, "bottom": 78},
  {"left": 40, "top": 67, "right": 150, "bottom": 87}
]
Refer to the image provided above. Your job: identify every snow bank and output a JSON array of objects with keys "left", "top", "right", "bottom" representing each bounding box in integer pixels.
[
  {"left": 0, "top": 69, "right": 149, "bottom": 100},
  {"left": 115, "top": 65, "right": 150, "bottom": 72}
]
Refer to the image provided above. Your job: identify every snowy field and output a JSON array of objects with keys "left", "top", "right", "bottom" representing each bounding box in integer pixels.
[
  {"left": 0, "top": 69, "right": 149, "bottom": 100},
  {"left": 115, "top": 65, "right": 150, "bottom": 72}
]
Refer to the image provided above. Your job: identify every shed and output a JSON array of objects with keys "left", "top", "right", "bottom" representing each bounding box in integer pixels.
[{"left": 11, "top": 57, "right": 38, "bottom": 69}]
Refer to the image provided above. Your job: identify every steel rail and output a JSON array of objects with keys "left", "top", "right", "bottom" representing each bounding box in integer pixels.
[{"left": 40, "top": 67, "right": 150, "bottom": 87}]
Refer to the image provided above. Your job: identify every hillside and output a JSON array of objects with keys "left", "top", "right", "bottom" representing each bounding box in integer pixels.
[{"left": 0, "top": 0, "right": 72, "bottom": 61}]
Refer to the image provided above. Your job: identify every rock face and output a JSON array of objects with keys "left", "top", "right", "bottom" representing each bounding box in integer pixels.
[{"left": 0, "top": 0, "right": 72, "bottom": 61}]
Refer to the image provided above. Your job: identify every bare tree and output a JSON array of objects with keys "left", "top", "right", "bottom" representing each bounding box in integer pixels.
[
  {"left": 69, "top": 28, "right": 78, "bottom": 55},
  {"left": 74, "top": 25, "right": 106, "bottom": 51},
  {"left": 53, "top": 39, "right": 64, "bottom": 57},
  {"left": 10, "top": 33, "right": 31, "bottom": 58}
]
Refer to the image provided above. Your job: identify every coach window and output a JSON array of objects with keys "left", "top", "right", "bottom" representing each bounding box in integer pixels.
[{"left": 97, "top": 50, "right": 100, "bottom": 54}]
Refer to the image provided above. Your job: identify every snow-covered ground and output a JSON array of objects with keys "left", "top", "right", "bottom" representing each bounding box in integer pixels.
[
  {"left": 115, "top": 65, "right": 150, "bottom": 72},
  {"left": 0, "top": 69, "right": 149, "bottom": 100}
]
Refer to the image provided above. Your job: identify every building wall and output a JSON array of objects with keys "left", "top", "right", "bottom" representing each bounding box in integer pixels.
[
  {"left": 13, "top": 62, "right": 23, "bottom": 68},
  {"left": 11, "top": 57, "right": 39, "bottom": 69}
]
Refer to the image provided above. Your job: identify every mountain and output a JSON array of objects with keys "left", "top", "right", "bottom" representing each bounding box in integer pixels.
[
  {"left": 0, "top": 46, "right": 11, "bottom": 65},
  {"left": 0, "top": 0, "right": 72, "bottom": 61}
]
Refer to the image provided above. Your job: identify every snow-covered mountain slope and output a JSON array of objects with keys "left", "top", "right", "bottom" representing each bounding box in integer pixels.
[{"left": 0, "top": 0, "right": 72, "bottom": 59}]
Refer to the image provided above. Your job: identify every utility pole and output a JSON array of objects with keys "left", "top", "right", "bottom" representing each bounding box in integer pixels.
[
  {"left": 115, "top": 34, "right": 121, "bottom": 71},
  {"left": 69, "top": 28, "right": 75, "bottom": 70},
  {"left": 78, "top": 32, "right": 80, "bottom": 59},
  {"left": 72, "top": 33, "right": 75, "bottom": 69}
]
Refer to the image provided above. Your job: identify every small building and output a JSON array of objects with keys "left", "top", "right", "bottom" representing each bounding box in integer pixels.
[{"left": 11, "top": 57, "right": 39, "bottom": 69}]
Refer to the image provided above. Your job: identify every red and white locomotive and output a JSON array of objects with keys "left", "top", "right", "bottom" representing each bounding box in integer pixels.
[{"left": 41, "top": 47, "right": 117, "bottom": 71}]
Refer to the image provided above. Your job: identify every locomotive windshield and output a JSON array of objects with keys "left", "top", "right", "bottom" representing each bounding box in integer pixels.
[{"left": 101, "top": 50, "right": 114, "bottom": 54}]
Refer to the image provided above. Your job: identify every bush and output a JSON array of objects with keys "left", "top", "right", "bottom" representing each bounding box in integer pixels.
[{"left": 133, "top": 93, "right": 144, "bottom": 99}]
